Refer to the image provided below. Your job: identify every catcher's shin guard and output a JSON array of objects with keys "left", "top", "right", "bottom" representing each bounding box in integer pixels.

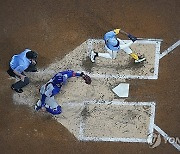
[{"left": 46, "top": 105, "right": 62, "bottom": 115}]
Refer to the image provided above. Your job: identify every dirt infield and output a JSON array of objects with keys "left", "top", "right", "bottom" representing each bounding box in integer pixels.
[{"left": 0, "top": 0, "right": 180, "bottom": 154}]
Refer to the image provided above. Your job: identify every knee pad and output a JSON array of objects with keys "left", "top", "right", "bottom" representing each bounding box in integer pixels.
[{"left": 46, "top": 105, "right": 62, "bottom": 115}]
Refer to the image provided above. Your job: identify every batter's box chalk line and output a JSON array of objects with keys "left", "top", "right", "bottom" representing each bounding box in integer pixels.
[
  {"left": 159, "top": 40, "right": 180, "bottom": 59},
  {"left": 153, "top": 124, "right": 180, "bottom": 151}
]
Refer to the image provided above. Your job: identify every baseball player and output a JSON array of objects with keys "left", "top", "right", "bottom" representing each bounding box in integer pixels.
[
  {"left": 90, "top": 29, "right": 146, "bottom": 63},
  {"left": 7, "top": 48, "right": 38, "bottom": 93},
  {"left": 34, "top": 70, "right": 91, "bottom": 115}
]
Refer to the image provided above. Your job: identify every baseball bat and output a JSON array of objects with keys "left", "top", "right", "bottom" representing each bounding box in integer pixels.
[
  {"left": 136, "top": 38, "right": 163, "bottom": 41},
  {"left": 120, "top": 30, "right": 163, "bottom": 42}
]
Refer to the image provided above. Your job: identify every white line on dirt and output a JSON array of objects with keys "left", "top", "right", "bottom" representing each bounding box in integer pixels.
[
  {"left": 159, "top": 40, "right": 180, "bottom": 59},
  {"left": 80, "top": 136, "right": 147, "bottom": 143},
  {"left": 88, "top": 74, "right": 158, "bottom": 80},
  {"left": 153, "top": 41, "right": 161, "bottom": 79},
  {"left": 147, "top": 103, "right": 156, "bottom": 144},
  {"left": 154, "top": 124, "right": 180, "bottom": 151}
]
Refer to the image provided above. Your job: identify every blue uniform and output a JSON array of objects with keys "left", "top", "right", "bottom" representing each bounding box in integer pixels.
[
  {"left": 35, "top": 70, "right": 82, "bottom": 115},
  {"left": 10, "top": 49, "right": 32, "bottom": 73}
]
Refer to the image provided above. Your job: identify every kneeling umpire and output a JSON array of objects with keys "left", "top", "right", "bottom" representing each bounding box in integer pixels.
[{"left": 7, "top": 48, "right": 38, "bottom": 93}]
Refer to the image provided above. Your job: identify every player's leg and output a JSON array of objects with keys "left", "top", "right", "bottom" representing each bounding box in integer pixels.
[
  {"left": 44, "top": 97, "right": 62, "bottom": 115},
  {"left": 7, "top": 66, "right": 16, "bottom": 77},
  {"left": 11, "top": 77, "right": 30, "bottom": 93},
  {"left": 119, "top": 39, "right": 146, "bottom": 63},
  {"left": 90, "top": 46, "right": 117, "bottom": 62}
]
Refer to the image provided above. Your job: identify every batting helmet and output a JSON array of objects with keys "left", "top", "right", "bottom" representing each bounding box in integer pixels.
[{"left": 108, "top": 38, "right": 119, "bottom": 47}]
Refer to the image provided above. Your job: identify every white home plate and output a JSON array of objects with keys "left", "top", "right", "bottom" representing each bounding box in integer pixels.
[{"left": 112, "top": 83, "right": 129, "bottom": 97}]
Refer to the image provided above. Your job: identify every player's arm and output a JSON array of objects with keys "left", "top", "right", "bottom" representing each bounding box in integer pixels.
[
  {"left": 13, "top": 66, "right": 26, "bottom": 81},
  {"left": 118, "top": 29, "right": 137, "bottom": 42}
]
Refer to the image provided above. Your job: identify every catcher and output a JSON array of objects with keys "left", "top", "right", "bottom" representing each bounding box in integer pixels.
[
  {"left": 90, "top": 29, "right": 146, "bottom": 63},
  {"left": 34, "top": 70, "right": 91, "bottom": 115}
]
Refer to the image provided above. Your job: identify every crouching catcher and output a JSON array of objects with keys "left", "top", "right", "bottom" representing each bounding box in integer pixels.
[{"left": 35, "top": 70, "right": 91, "bottom": 115}]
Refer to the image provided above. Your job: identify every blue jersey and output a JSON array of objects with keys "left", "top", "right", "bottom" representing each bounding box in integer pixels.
[
  {"left": 104, "top": 31, "right": 120, "bottom": 51},
  {"left": 40, "top": 70, "right": 81, "bottom": 105},
  {"left": 10, "top": 49, "right": 31, "bottom": 73}
]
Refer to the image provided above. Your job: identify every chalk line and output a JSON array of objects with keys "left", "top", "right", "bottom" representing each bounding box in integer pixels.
[
  {"left": 154, "top": 124, "right": 180, "bottom": 151},
  {"left": 159, "top": 40, "right": 180, "bottom": 59}
]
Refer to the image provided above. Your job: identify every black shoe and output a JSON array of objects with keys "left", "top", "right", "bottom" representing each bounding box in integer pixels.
[
  {"left": 90, "top": 51, "right": 98, "bottom": 63},
  {"left": 135, "top": 56, "right": 146, "bottom": 63},
  {"left": 11, "top": 85, "right": 23, "bottom": 93}
]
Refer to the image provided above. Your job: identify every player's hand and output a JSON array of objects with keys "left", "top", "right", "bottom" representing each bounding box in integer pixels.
[
  {"left": 114, "top": 29, "right": 121, "bottom": 34},
  {"left": 20, "top": 75, "right": 26, "bottom": 82},
  {"left": 31, "top": 59, "right": 37, "bottom": 65},
  {"left": 128, "top": 34, "right": 137, "bottom": 42}
]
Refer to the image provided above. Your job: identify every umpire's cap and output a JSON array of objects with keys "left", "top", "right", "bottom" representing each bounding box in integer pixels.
[{"left": 26, "top": 51, "right": 38, "bottom": 59}]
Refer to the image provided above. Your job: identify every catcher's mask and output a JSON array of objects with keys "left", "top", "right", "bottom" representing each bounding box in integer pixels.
[{"left": 52, "top": 73, "right": 67, "bottom": 85}]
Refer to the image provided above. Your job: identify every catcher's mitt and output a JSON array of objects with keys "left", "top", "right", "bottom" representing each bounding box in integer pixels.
[{"left": 82, "top": 74, "right": 91, "bottom": 85}]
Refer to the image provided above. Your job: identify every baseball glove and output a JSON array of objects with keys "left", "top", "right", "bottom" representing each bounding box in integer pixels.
[{"left": 82, "top": 74, "right": 91, "bottom": 85}]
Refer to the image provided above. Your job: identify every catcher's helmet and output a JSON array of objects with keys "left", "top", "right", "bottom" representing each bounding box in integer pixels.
[{"left": 52, "top": 73, "right": 67, "bottom": 84}]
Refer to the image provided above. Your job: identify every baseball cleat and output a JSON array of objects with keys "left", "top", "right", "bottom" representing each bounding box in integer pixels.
[
  {"left": 34, "top": 100, "right": 42, "bottom": 111},
  {"left": 135, "top": 57, "right": 146, "bottom": 63},
  {"left": 34, "top": 104, "right": 41, "bottom": 111},
  {"left": 11, "top": 85, "right": 23, "bottom": 93},
  {"left": 90, "top": 50, "right": 98, "bottom": 63}
]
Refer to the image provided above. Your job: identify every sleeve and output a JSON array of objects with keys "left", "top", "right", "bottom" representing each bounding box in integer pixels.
[
  {"left": 61, "top": 70, "right": 81, "bottom": 78},
  {"left": 14, "top": 65, "right": 25, "bottom": 74}
]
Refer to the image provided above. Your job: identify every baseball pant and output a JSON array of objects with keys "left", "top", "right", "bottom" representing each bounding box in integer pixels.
[
  {"left": 98, "top": 39, "right": 133, "bottom": 59},
  {"left": 36, "top": 96, "right": 61, "bottom": 115},
  {"left": 7, "top": 63, "right": 37, "bottom": 89}
]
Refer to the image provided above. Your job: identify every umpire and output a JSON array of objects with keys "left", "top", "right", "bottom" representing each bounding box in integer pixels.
[{"left": 7, "top": 48, "right": 38, "bottom": 93}]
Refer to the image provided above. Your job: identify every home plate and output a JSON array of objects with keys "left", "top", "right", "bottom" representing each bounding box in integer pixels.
[
  {"left": 112, "top": 83, "right": 129, "bottom": 97},
  {"left": 79, "top": 101, "right": 155, "bottom": 143}
]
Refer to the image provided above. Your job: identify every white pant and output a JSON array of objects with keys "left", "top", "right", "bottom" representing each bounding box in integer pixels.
[
  {"left": 98, "top": 39, "right": 133, "bottom": 59},
  {"left": 37, "top": 85, "right": 59, "bottom": 109},
  {"left": 37, "top": 96, "right": 59, "bottom": 109}
]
